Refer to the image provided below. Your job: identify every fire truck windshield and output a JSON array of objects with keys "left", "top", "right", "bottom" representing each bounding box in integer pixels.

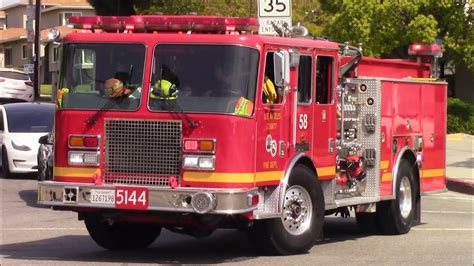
[
  {"left": 58, "top": 43, "right": 146, "bottom": 110},
  {"left": 149, "top": 44, "right": 259, "bottom": 114}
]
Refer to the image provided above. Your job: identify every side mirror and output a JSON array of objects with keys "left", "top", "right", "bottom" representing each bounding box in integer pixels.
[
  {"left": 273, "top": 50, "right": 290, "bottom": 94},
  {"left": 39, "top": 134, "right": 52, "bottom": 145}
]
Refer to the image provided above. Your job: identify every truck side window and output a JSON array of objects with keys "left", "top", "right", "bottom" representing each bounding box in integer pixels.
[
  {"left": 262, "top": 52, "right": 281, "bottom": 104},
  {"left": 298, "top": 55, "right": 312, "bottom": 103},
  {"left": 315, "top": 56, "right": 334, "bottom": 104}
]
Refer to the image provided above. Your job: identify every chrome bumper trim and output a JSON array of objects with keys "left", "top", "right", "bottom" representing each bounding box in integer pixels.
[{"left": 38, "top": 181, "right": 258, "bottom": 215}]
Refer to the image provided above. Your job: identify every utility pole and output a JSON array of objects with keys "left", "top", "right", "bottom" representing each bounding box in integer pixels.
[
  {"left": 26, "top": 0, "right": 34, "bottom": 77},
  {"left": 33, "top": 0, "right": 41, "bottom": 100}
]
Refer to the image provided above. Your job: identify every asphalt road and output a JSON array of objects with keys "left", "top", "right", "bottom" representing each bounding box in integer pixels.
[{"left": 1, "top": 174, "right": 473, "bottom": 265}]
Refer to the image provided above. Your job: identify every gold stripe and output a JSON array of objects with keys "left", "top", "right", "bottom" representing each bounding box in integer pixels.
[
  {"left": 421, "top": 169, "right": 445, "bottom": 178},
  {"left": 382, "top": 173, "right": 393, "bottom": 182},
  {"left": 255, "top": 171, "right": 284, "bottom": 182},
  {"left": 317, "top": 166, "right": 335, "bottom": 177},
  {"left": 183, "top": 172, "right": 255, "bottom": 183},
  {"left": 380, "top": 160, "right": 389, "bottom": 170},
  {"left": 381, "top": 168, "right": 444, "bottom": 182},
  {"left": 54, "top": 167, "right": 99, "bottom": 178}
]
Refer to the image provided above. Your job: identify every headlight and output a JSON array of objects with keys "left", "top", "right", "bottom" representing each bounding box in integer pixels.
[
  {"left": 183, "top": 156, "right": 199, "bottom": 169},
  {"left": 68, "top": 151, "right": 99, "bottom": 166},
  {"left": 183, "top": 155, "right": 215, "bottom": 171},
  {"left": 198, "top": 156, "right": 215, "bottom": 170},
  {"left": 11, "top": 140, "right": 31, "bottom": 151}
]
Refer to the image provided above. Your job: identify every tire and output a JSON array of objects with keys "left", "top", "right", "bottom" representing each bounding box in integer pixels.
[
  {"left": 253, "top": 165, "right": 324, "bottom": 255},
  {"left": 2, "top": 148, "right": 12, "bottom": 179},
  {"left": 377, "top": 159, "right": 417, "bottom": 235},
  {"left": 84, "top": 214, "right": 162, "bottom": 250}
]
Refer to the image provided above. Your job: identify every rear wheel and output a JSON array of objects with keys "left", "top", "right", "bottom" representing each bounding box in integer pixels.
[
  {"left": 253, "top": 165, "right": 324, "bottom": 255},
  {"left": 84, "top": 214, "right": 162, "bottom": 250},
  {"left": 2, "top": 148, "right": 12, "bottom": 179},
  {"left": 377, "top": 159, "right": 417, "bottom": 234}
]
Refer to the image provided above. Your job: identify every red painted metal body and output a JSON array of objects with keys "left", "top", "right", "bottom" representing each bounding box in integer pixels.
[{"left": 50, "top": 16, "right": 446, "bottom": 216}]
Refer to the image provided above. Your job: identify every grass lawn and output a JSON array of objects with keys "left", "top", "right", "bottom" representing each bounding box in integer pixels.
[{"left": 40, "top": 84, "right": 52, "bottom": 96}]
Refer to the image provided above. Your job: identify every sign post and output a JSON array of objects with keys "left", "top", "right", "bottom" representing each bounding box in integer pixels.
[{"left": 257, "top": 0, "right": 292, "bottom": 35}]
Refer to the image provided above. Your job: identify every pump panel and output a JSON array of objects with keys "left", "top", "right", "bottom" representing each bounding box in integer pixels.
[{"left": 334, "top": 78, "right": 381, "bottom": 205}]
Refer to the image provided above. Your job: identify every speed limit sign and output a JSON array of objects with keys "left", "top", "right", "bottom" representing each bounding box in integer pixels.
[
  {"left": 258, "top": 0, "right": 292, "bottom": 17},
  {"left": 258, "top": 0, "right": 292, "bottom": 35}
]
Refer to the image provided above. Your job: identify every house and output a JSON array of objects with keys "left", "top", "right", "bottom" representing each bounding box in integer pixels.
[
  {"left": 0, "top": 0, "right": 95, "bottom": 88},
  {"left": 0, "top": 11, "right": 6, "bottom": 29}
]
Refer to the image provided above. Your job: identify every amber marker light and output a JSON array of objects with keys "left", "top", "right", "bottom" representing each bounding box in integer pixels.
[
  {"left": 183, "top": 139, "right": 216, "bottom": 153},
  {"left": 198, "top": 140, "right": 215, "bottom": 153},
  {"left": 69, "top": 135, "right": 99, "bottom": 149},
  {"left": 69, "top": 136, "right": 84, "bottom": 147}
]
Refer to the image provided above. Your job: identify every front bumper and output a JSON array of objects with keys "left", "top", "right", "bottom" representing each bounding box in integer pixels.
[
  {"left": 0, "top": 88, "right": 34, "bottom": 102},
  {"left": 38, "top": 181, "right": 259, "bottom": 215},
  {"left": 9, "top": 149, "right": 38, "bottom": 173}
]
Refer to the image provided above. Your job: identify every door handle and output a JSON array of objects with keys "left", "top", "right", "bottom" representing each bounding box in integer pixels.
[{"left": 328, "top": 138, "right": 334, "bottom": 153}]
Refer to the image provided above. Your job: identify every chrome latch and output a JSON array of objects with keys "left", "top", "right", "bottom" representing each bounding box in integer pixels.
[{"left": 328, "top": 138, "right": 335, "bottom": 153}]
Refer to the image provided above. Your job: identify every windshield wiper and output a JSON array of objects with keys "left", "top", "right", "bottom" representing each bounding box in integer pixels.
[
  {"left": 161, "top": 97, "right": 199, "bottom": 128},
  {"left": 86, "top": 65, "right": 134, "bottom": 128}
]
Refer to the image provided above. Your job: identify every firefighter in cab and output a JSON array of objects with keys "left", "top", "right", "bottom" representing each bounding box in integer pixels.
[{"left": 151, "top": 64, "right": 180, "bottom": 99}]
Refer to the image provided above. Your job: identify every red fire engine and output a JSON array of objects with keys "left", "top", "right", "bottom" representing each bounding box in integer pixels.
[{"left": 38, "top": 15, "right": 447, "bottom": 255}]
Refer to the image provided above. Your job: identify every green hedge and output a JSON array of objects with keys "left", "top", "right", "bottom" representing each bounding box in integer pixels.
[
  {"left": 447, "top": 97, "right": 474, "bottom": 135},
  {"left": 40, "top": 84, "right": 52, "bottom": 96}
]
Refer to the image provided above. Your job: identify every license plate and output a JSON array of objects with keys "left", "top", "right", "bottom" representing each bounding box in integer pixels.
[
  {"left": 90, "top": 189, "right": 115, "bottom": 205},
  {"left": 115, "top": 186, "right": 149, "bottom": 210}
]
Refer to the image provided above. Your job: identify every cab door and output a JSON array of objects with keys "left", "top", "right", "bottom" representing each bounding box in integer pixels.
[
  {"left": 312, "top": 54, "right": 337, "bottom": 180},
  {"left": 255, "top": 49, "right": 291, "bottom": 185}
]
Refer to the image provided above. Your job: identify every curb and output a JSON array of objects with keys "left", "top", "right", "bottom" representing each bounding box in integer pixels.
[{"left": 446, "top": 178, "right": 474, "bottom": 195}]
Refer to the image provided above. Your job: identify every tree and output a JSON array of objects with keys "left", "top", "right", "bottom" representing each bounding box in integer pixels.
[
  {"left": 292, "top": 0, "right": 326, "bottom": 37},
  {"left": 88, "top": 0, "right": 136, "bottom": 15},
  {"left": 319, "top": 0, "right": 474, "bottom": 70}
]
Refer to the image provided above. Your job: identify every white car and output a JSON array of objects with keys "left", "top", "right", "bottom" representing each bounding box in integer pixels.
[
  {"left": 0, "top": 102, "right": 54, "bottom": 178},
  {"left": 0, "top": 68, "right": 34, "bottom": 102}
]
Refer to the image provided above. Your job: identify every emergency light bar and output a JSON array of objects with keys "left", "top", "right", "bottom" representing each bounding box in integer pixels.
[
  {"left": 68, "top": 15, "right": 259, "bottom": 33},
  {"left": 408, "top": 43, "right": 442, "bottom": 57}
]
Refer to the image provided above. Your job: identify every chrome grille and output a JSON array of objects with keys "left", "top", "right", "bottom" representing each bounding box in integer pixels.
[{"left": 104, "top": 119, "right": 182, "bottom": 187}]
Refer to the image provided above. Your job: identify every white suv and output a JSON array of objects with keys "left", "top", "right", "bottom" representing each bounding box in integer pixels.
[{"left": 0, "top": 68, "right": 34, "bottom": 102}]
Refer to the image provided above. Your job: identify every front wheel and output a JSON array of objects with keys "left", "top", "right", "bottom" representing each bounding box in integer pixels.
[
  {"left": 84, "top": 214, "right": 162, "bottom": 250},
  {"left": 253, "top": 165, "right": 324, "bottom": 255},
  {"left": 377, "top": 159, "right": 417, "bottom": 234},
  {"left": 2, "top": 148, "right": 12, "bottom": 179}
]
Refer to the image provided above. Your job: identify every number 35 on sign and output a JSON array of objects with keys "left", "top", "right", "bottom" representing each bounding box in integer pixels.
[{"left": 258, "top": 0, "right": 292, "bottom": 17}]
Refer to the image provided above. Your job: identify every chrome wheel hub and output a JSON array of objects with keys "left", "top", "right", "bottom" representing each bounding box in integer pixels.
[
  {"left": 399, "top": 176, "right": 412, "bottom": 219},
  {"left": 281, "top": 185, "right": 312, "bottom": 235}
]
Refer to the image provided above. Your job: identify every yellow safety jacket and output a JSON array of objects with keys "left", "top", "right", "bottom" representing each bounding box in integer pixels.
[
  {"left": 263, "top": 76, "right": 277, "bottom": 104},
  {"left": 151, "top": 79, "right": 177, "bottom": 99}
]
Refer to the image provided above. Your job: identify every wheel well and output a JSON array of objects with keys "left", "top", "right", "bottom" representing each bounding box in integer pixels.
[
  {"left": 401, "top": 151, "right": 420, "bottom": 191},
  {"left": 401, "top": 150, "right": 421, "bottom": 222},
  {"left": 295, "top": 157, "right": 317, "bottom": 179}
]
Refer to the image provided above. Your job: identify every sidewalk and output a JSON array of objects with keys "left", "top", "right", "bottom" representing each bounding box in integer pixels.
[{"left": 445, "top": 134, "right": 473, "bottom": 195}]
